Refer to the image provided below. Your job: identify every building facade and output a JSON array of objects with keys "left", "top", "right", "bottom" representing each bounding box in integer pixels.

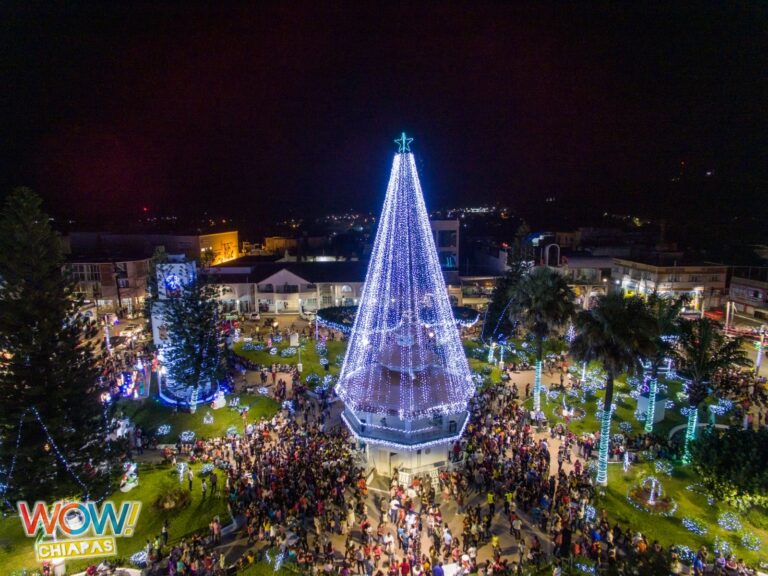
[
  {"left": 66, "top": 255, "right": 150, "bottom": 314},
  {"left": 729, "top": 267, "right": 768, "bottom": 320},
  {"left": 67, "top": 230, "right": 240, "bottom": 265},
  {"left": 612, "top": 258, "right": 728, "bottom": 311}
]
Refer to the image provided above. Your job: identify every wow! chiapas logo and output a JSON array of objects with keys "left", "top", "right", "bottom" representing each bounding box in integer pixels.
[{"left": 17, "top": 500, "right": 141, "bottom": 562}]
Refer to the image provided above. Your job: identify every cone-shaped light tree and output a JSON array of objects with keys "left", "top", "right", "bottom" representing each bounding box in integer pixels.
[
  {"left": 510, "top": 267, "right": 575, "bottom": 413},
  {"left": 675, "top": 318, "right": 750, "bottom": 463},
  {"left": 336, "top": 134, "right": 474, "bottom": 455},
  {"left": 571, "top": 293, "right": 655, "bottom": 485}
]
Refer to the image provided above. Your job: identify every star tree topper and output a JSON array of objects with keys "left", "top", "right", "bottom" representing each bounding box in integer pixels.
[{"left": 394, "top": 132, "right": 414, "bottom": 153}]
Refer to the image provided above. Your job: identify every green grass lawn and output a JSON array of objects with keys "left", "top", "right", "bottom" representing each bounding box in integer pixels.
[
  {"left": 231, "top": 339, "right": 347, "bottom": 387},
  {"left": 597, "top": 461, "right": 768, "bottom": 565},
  {"left": 0, "top": 462, "right": 230, "bottom": 575},
  {"left": 119, "top": 393, "right": 280, "bottom": 441}
]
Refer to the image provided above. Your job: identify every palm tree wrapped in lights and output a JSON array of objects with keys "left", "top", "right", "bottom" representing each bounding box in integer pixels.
[
  {"left": 644, "top": 293, "right": 687, "bottom": 433},
  {"left": 675, "top": 318, "right": 750, "bottom": 463},
  {"left": 571, "top": 293, "right": 654, "bottom": 485},
  {"left": 510, "top": 267, "right": 575, "bottom": 414}
]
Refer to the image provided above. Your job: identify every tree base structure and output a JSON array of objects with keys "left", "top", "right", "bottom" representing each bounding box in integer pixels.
[{"left": 342, "top": 406, "right": 468, "bottom": 477}]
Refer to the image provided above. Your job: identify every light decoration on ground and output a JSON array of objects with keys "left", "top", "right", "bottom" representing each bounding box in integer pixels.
[
  {"left": 130, "top": 551, "right": 149, "bottom": 567},
  {"left": 226, "top": 425, "right": 239, "bottom": 437},
  {"left": 258, "top": 387, "right": 269, "bottom": 395},
  {"left": 665, "top": 399, "right": 675, "bottom": 409},
  {"left": 713, "top": 536, "right": 731, "bottom": 556},
  {"left": 228, "top": 396, "right": 240, "bottom": 408},
  {"left": 201, "top": 463, "right": 214, "bottom": 475},
  {"left": 180, "top": 430, "right": 195, "bottom": 443},
  {"left": 671, "top": 545, "right": 696, "bottom": 563},
  {"left": 269, "top": 347, "right": 278, "bottom": 355},
  {"left": 619, "top": 421, "right": 633, "bottom": 434},
  {"left": 177, "top": 462, "right": 187, "bottom": 483},
  {"left": 574, "top": 562, "right": 597, "bottom": 574},
  {"left": 280, "top": 347, "right": 297, "bottom": 358},
  {"left": 157, "top": 424, "right": 171, "bottom": 436},
  {"left": 654, "top": 460, "right": 673, "bottom": 476},
  {"left": 623, "top": 451, "right": 631, "bottom": 472},
  {"left": 334, "top": 138, "right": 474, "bottom": 449},
  {"left": 717, "top": 511, "right": 742, "bottom": 532},
  {"left": 203, "top": 411, "right": 214, "bottom": 425},
  {"left": 708, "top": 398, "right": 733, "bottom": 417},
  {"left": 242, "top": 342, "right": 265, "bottom": 352},
  {"left": 740, "top": 532, "right": 762, "bottom": 552},
  {"left": 681, "top": 517, "right": 708, "bottom": 536},
  {"left": 626, "top": 476, "right": 678, "bottom": 516}
]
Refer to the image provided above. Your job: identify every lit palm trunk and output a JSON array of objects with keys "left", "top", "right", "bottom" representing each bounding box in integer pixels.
[
  {"left": 597, "top": 402, "right": 613, "bottom": 485},
  {"left": 534, "top": 359, "right": 543, "bottom": 412},
  {"left": 597, "top": 373, "right": 615, "bottom": 485},
  {"left": 682, "top": 406, "right": 698, "bottom": 464},
  {"left": 644, "top": 376, "right": 657, "bottom": 433}
]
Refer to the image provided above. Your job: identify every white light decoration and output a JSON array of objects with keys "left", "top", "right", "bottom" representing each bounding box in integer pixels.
[{"left": 335, "top": 139, "right": 474, "bottom": 454}]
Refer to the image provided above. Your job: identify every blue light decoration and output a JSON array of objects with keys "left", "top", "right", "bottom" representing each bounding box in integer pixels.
[
  {"left": 740, "top": 532, "right": 762, "bottom": 552},
  {"left": 717, "top": 511, "right": 742, "bottom": 532},
  {"left": 130, "top": 551, "right": 149, "bottom": 567},
  {"left": 670, "top": 545, "right": 696, "bottom": 563},
  {"left": 335, "top": 136, "right": 474, "bottom": 454},
  {"left": 645, "top": 375, "right": 658, "bottom": 433},
  {"left": 180, "top": 430, "right": 195, "bottom": 443},
  {"left": 681, "top": 517, "right": 708, "bottom": 536},
  {"left": 157, "top": 424, "right": 171, "bottom": 436},
  {"left": 269, "top": 347, "right": 278, "bottom": 355},
  {"left": 225, "top": 425, "right": 239, "bottom": 437},
  {"left": 654, "top": 460, "right": 673, "bottom": 476},
  {"left": 201, "top": 463, "right": 214, "bottom": 475},
  {"left": 712, "top": 536, "right": 731, "bottom": 556}
]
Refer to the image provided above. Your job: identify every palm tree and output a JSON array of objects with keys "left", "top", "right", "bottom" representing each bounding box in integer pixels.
[
  {"left": 510, "top": 267, "right": 575, "bottom": 413},
  {"left": 675, "top": 318, "right": 751, "bottom": 463},
  {"left": 571, "top": 293, "right": 655, "bottom": 485},
  {"left": 643, "top": 293, "right": 687, "bottom": 432}
]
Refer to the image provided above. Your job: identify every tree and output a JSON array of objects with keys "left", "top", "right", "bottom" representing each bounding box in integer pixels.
[
  {"left": 0, "top": 188, "right": 112, "bottom": 502},
  {"left": 571, "top": 293, "right": 654, "bottom": 485},
  {"left": 509, "top": 267, "right": 575, "bottom": 412},
  {"left": 161, "top": 270, "right": 226, "bottom": 397},
  {"left": 482, "top": 260, "right": 527, "bottom": 340},
  {"left": 674, "top": 318, "right": 750, "bottom": 463},
  {"left": 643, "top": 293, "right": 687, "bottom": 432}
]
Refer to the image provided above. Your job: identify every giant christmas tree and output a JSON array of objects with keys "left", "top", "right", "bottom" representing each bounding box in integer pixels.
[{"left": 336, "top": 135, "right": 474, "bottom": 475}]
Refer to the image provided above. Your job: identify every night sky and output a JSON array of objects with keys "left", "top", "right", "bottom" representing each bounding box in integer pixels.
[{"left": 1, "top": 3, "right": 766, "bottom": 229}]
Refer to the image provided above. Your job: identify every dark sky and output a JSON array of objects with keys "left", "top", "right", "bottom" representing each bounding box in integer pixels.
[{"left": 1, "top": 2, "right": 766, "bottom": 227}]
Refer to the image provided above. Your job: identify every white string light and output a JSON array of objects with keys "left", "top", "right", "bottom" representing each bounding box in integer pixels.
[{"left": 335, "top": 145, "right": 474, "bottom": 448}]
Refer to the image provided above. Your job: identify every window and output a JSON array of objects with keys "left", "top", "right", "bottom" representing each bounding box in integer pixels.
[
  {"left": 437, "top": 230, "right": 457, "bottom": 248},
  {"left": 117, "top": 278, "right": 130, "bottom": 289},
  {"left": 70, "top": 264, "right": 100, "bottom": 282},
  {"left": 689, "top": 275, "right": 700, "bottom": 282},
  {"left": 341, "top": 285, "right": 353, "bottom": 293}
]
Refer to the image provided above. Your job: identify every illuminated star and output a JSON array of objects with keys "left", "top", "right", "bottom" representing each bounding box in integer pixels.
[{"left": 394, "top": 132, "right": 413, "bottom": 153}]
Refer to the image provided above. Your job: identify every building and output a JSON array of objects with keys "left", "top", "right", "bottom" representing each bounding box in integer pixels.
[
  {"left": 729, "top": 267, "right": 768, "bottom": 320},
  {"left": 430, "top": 219, "right": 460, "bottom": 270},
  {"left": 548, "top": 255, "right": 612, "bottom": 309},
  {"left": 67, "top": 230, "right": 240, "bottom": 265},
  {"left": 336, "top": 142, "right": 474, "bottom": 478},
  {"left": 204, "top": 259, "right": 368, "bottom": 314},
  {"left": 612, "top": 258, "right": 728, "bottom": 311},
  {"left": 66, "top": 254, "right": 150, "bottom": 315}
]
